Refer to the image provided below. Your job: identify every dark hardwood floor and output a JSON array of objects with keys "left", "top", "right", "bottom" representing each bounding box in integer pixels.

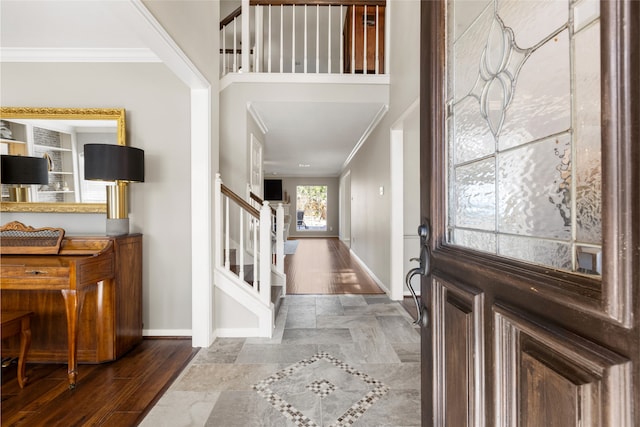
[
  {"left": 1, "top": 338, "right": 197, "bottom": 427},
  {"left": 285, "top": 238, "right": 385, "bottom": 294}
]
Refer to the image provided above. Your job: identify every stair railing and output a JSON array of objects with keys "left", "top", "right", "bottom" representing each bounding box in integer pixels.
[
  {"left": 215, "top": 174, "right": 271, "bottom": 305},
  {"left": 248, "top": 187, "right": 286, "bottom": 274}
]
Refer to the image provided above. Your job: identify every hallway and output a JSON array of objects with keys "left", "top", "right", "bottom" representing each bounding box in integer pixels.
[{"left": 141, "top": 294, "right": 421, "bottom": 426}]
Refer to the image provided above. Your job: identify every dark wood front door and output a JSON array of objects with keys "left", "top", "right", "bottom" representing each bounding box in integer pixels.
[{"left": 419, "top": 1, "right": 638, "bottom": 425}]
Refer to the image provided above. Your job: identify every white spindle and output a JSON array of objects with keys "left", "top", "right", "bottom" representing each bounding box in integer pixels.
[
  {"left": 340, "top": 5, "right": 344, "bottom": 74},
  {"left": 241, "top": 0, "right": 250, "bottom": 72},
  {"left": 316, "top": 5, "right": 320, "bottom": 73},
  {"left": 239, "top": 210, "right": 245, "bottom": 281},
  {"left": 224, "top": 196, "right": 230, "bottom": 269},
  {"left": 253, "top": 217, "right": 258, "bottom": 287},
  {"left": 351, "top": 6, "right": 355, "bottom": 73},
  {"left": 280, "top": 5, "right": 284, "bottom": 72},
  {"left": 233, "top": 17, "right": 237, "bottom": 73},
  {"left": 276, "top": 203, "right": 285, "bottom": 274},
  {"left": 221, "top": 28, "right": 226, "bottom": 75},
  {"left": 259, "top": 202, "right": 272, "bottom": 304},
  {"left": 291, "top": 5, "right": 296, "bottom": 72},
  {"left": 255, "top": 5, "right": 262, "bottom": 72},
  {"left": 363, "top": 5, "right": 367, "bottom": 74},
  {"left": 215, "top": 174, "right": 223, "bottom": 268},
  {"left": 268, "top": 5, "right": 272, "bottom": 72},
  {"left": 328, "top": 5, "right": 332, "bottom": 73},
  {"left": 375, "top": 5, "right": 380, "bottom": 74},
  {"left": 304, "top": 5, "right": 308, "bottom": 73}
]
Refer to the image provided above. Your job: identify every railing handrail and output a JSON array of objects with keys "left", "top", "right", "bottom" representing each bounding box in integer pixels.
[
  {"left": 249, "top": 191, "right": 276, "bottom": 215},
  {"left": 251, "top": 0, "right": 385, "bottom": 6},
  {"left": 221, "top": 0, "right": 385, "bottom": 25},
  {"left": 221, "top": 183, "right": 260, "bottom": 218},
  {"left": 220, "top": 6, "right": 242, "bottom": 30}
]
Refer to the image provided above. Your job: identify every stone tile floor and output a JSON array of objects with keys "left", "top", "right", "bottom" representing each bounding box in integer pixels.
[{"left": 140, "top": 295, "right": 421, "bottom": 427}]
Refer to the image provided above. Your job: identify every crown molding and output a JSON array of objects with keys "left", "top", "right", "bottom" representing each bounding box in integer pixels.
[
  {"left": 343, "top": 104, "right": 389, "bottom": 168},
  {"left": 0, "top": 47, "right": 160, "bottom": 63}
]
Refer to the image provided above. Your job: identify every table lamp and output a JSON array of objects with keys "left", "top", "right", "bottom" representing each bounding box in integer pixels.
[
  {"left": 1, "top": 155, "right": 49, "bottom": 202},
  {"left": 84, "top": 144, "right": 144, "bottom": 236}
]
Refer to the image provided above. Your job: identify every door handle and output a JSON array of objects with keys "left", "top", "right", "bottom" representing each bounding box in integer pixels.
[{"left": 405, "top": 223, "right": 431, "bottom": 328}]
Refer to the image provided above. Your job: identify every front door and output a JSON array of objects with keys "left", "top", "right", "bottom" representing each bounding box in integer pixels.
[{"left": 420, "top": 1, "right": 638, "bottom": 425}]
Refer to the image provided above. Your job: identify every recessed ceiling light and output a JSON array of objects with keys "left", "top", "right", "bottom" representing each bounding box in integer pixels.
[{"left": 298, "top": 163, "right": 310, "bottom": 168}]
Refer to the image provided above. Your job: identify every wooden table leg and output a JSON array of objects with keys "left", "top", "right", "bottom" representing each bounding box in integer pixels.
[
  {"left": 60, "top": 289, "right": 86, "bottom": 389},
  {"left": 17, "top": 314, "right": 32, "bottom": 388}
]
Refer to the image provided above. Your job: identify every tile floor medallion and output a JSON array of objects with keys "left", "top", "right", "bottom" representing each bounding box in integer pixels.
[{"left": 252, "top": 352, "right": 389, "bottom": 427}]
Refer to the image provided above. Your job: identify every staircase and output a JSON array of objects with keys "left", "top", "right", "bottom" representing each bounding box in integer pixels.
[{"left": 214, "top": 174, "right": 286, "bottom": 338}]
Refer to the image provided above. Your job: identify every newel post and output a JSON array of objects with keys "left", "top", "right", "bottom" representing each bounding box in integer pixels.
[
  {"left": 276, "top": 203, "right": 285, "bottom": 274},
  {"left": 259, "top": 201, "right": 272, "bottom": 305},
  {"left": 241, "top": 0, "right": 250, "bottom": 72},
  {"left": 214, "top": 174, "right": 223, "bottom": 268}
]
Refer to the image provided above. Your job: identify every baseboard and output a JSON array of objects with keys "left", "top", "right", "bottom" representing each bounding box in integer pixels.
[
  {"left": 143, "top": 329, "right": 192, "bottom": 337},
  {"left": 348, "top": 249, "right": 391, "bottom": 295},
  {"left": 404, "top": 290, "right": 422, "bottom": 297},
  {"left": 215, "top": 327, "right": 263, "bottom": 337}
]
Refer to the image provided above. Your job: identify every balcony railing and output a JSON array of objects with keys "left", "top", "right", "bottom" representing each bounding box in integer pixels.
[{"left": 220, "top": 0, "right": 386, "bottom": 77}]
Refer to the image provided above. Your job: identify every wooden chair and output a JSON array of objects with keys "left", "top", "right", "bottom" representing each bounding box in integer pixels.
[{"left": 1, "top": 311, "right": 34, "bottom": 388}]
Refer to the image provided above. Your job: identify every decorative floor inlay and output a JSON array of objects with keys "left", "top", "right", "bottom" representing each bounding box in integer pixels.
[
  {"left": 253, "top": 351, "right": 389, "bottom": 427},
  {"left": 306, "top": 379, "right": 336, "bottom": 398}
]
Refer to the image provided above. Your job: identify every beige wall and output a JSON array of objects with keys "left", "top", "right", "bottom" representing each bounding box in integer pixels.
[{"left": 0, "top": 62, "right": 193, "bottom": 332}]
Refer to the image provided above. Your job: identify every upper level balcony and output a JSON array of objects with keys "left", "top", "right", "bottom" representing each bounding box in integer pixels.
[{"left": 220, "top": 0, "right": 388, "bottom": 86}]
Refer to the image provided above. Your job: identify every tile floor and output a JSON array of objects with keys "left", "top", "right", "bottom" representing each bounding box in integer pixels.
[{"left": 140, "top": 295, "right": 421, "bottom": 427}]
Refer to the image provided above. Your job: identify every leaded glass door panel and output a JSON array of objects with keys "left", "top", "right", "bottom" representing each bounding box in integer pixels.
[{"left": 420, "top": 1, "right": 639, "bottom": 425}]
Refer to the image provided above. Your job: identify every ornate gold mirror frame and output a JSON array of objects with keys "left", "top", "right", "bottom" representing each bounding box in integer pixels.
[{"left": 0, "top": 107, "right": 126, "bottom": 213}]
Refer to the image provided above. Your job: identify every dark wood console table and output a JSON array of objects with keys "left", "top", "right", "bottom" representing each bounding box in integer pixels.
[{"left": 0, "top": 233, "right": 143, "bottom": 388}]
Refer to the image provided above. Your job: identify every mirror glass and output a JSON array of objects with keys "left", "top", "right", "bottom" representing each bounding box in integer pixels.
[{"left": 0, "top": 107, "right": 125, "bottom": 213}]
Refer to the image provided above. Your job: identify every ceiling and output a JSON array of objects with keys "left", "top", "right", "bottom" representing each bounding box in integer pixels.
[{"left": 1, "top": 1, "right": 387, "bottom": 178}]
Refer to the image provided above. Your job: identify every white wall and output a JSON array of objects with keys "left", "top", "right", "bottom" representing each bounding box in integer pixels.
[
  {"left": 0, "top": 62, "right": 193, "bottom": 332},
  {"left": 219, "top": 81, "right": 388, "bottom": 196},
  {"left": 341, "top": 0, "right": 421, "bottom": 291}
]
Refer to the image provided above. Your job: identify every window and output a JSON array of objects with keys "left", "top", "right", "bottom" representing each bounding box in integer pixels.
[{"left": 296, "top": 185, "right": 327, "bottom": 231}]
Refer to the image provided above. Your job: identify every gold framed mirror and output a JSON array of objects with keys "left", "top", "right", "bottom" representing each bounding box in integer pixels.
[{"left": 0, "top": 107, "right": 126, "bottom": 213}]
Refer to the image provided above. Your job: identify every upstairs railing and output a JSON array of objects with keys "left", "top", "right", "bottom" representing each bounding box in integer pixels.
[{"left": 220, "top": 0, "right": 386, "bottom": 77}]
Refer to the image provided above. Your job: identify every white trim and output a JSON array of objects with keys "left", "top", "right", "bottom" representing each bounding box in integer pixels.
[
  {"left": 343, "top": 104, "right": 388, "bottom": 169},
  {"left": 143, "top": 329, "right": 193, "bottom": 337},
  {"left": 191, "top": 88, "right": 214, "bottom": 348},
  {"left": 390, "top": 128, "right": 404, "bottom": 301},
  {"left": 0, "top": 47, "right": 160, "bottom": 63},
  {"left": 247, "top": 102, "right": 269, "bottom": 134},
  {"left": 123, "top": 0, "right": 209, "bottom": 89},
  {"left": 215, "top": 328, "right": 263, "bottom": 338},
  {"left": 390, "top": 99, "right": 420, "bottom": 302},
  {"left": 349, "top": 249, "right": 390, "bottom": 295},
  {"left": 220, "top": 72, "right": 390, "bottom": 91}
]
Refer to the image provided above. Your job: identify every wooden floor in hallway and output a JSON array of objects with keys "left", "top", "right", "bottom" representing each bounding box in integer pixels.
[{"left": 285, "top": 238, "right": 385, "bottom": 295}]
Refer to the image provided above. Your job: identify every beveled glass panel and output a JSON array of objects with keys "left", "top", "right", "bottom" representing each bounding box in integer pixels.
[
  {"left": 498, "top": 134, "right": 571, "bottom": 239},
  {"left": 452, "top": 97, "right": 494, "bottom": 164},
  {"left": 446, "top": 0, "right": 602, "bottom": 275},
  {"left": 498, "top": 235, "right": 572, "bottom": 270},
  {"left": 574, "top": 0, "right": 599, "bottom": 33},
  {"left": 454, "top": 158, "right": 495, "bottom": 231},
  {"left": 499, "top": 30, "right": 571, "bottom": 150},
  {"left": 498, "top": 0, "right": 568, "bottom": 49},
  {"left": 450, "top": 3, "right": 494, "bottom": 103},
  {"left": 453, "top": 229, "right": 496, "bottom": 253},
  {"left": 574, "top": 22, "right": 602, "bottom": 244}
]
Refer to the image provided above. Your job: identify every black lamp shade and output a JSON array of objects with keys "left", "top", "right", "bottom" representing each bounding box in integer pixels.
[
  {"left": 1, "top": 155, "right": 49, "bottom": 184},
  {"left": 84, "top": 144, "right": 144, "bottom": 182}
]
